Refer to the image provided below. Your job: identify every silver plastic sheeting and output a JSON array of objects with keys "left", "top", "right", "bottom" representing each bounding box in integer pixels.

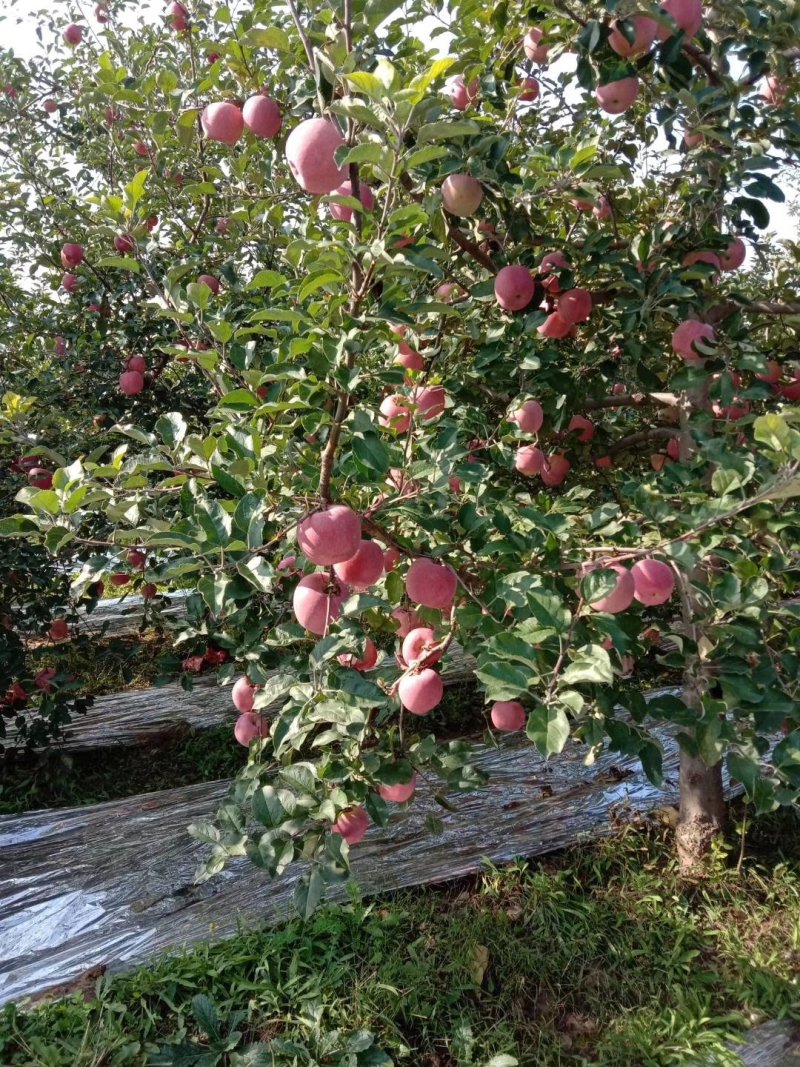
[
  {"left": 0, "top": 721, "right": 688, "bottom": 1007},
  {"left": 733, "top": 1021, "right": 800, "bottom": 1066}
]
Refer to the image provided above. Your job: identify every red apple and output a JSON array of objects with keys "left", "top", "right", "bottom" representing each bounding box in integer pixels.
[
  {"left": 242, "top": 93, "right": 282, "bottom": 138},
  {"left": 292, "top": 573, "right": 347, "bottom": 634},
  {"left": 441, "top": 173, "right": 483, "bottom": 217},
  {"left": 333, "top": 540, "right": 385, "bottom": 589},
  {"left": 285, "top": 117, "right": 346, "bottom": 195},
  {"left": 491, "top": 701, "right": 526, "bottom": 732},
  {"left": 297, "top": 505, "right": 361, "bottom": 565},
  {"left": 329, "top": 179, "right": 375, "bottom": 222},
  {"left": 201, "top": 101, "right": 244, "bottom": 145},
  {"left": 494, "top": 265, "right": 535, "bottom": 312},
  {"left": 332, "top": 806, "right": 369, "bottom": 844},
  {"left": 63, "top": 23, "right": 83, "bottom": 46},
  {"left": 596, "top": 77, "right": 639, "bottom": 115},
  {"left": 405, "top": 557, "right": 457, "bottom": 609}
]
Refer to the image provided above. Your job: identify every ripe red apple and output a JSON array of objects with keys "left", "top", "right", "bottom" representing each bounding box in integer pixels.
[
  {"left": 631, "top": 559, "right": 675, "bottom": 605},
  {"left": 447, "top": 75, "right": 479, "bottom": 110},
  {"left": 35, "top": 668, "right": 57, "bottom": 692},
  {"left": 761, "top": 75, "right": 786, "bottom": 106},
  {"left": 145, "top": 214, "right": 158, "bottom": 231},
  {"left": 596, "top": 77, "right": 639, "bottom": 115},
  {"left": 510, "top": 399, "right": 544, "bottom": 434},
  {"left": 127, "top": 548, "right": 146, "bottom": 569},
  {"left": 49, "top": 619, "right": 69, "bottom": 641},
  {"left": 55, "top": 335, "right": 66, "bottom": 357},
  {"left": 402, "top": 627, "right": 442, "bottom": 667},
  {"left": 658, "top": 0, "right": 703, "bottom": 39},
  {"left": 494, "top": 265, "right": 535, "bottom": 311},
  {"left": 593, "top": 196, "right": 612, "bottom": 219},
  {"left": 197, "top": 274, "right": 220, "bottom": 294},
  {"left": 383, "top": 546, "right": 402, "bottom": 571},
  {"left": 395, "top": 346, "right": 425, "bottom": 373},
  {"left": 119, "top": 370, "right": 145, "bottom": 395},
  {"left": 4, "top": 683, "right": 29, "bottom": 707},
  {"left": 391, "top": 608, "right": 423, "bottom": 637},
  {"left": 684, "top": 129, "right": 704, "bottom": 149},
  {"left": 134, "top": 142, "right": 150, "bottom": 158},
  {"left": 398, "top": 668, "right": 444, "bottom": 715},
  {"left": 557, "top": 289, "right": 592, "bottom": 325},
  {"left": 682, "top": 250, "right": 721, "bottom": 272},
  {"left": 406, "top": 557, "right": 457, "bottom": 609},
  {"left": 378, "top": 774, "right": 417, "bottom": 803},
  {"left": 43, "top": 98, "right": 58, "bottom": 114},
  {"left": 671, "top": 320, "right": 715, "bottom": 361},
  {"left": 537, "top": 312, "right": 571, "bottom": 339},
  {"left": 441, "top": 173, "right": 483, "bottom": 217},
  {"left": 114, "top": 233, "right": 134, "bottom": 254},
  {"left": 379, "top": 394, "right": 411, "bottom": 433},
  {"left": 541, "top": 453, "right": 571, "bottom": 487},
  {"left": 719, "top": 237, "right": 746, "bottom": 271},
  {"left": 110, "top": 572, "right": 130, "bottom": 587},
  {"left": 232, "top": 675, "right": 256, "bottom": 712},
  {"left": 666, "top": 438, "right": 681, "bottom": 460},
  {"left": 201, "top": 101, "right": 244, "bottom": 145},
  {"left": 595, "top": 455, "right": 613, "bottom": 469},
  {"left": 332, "top": 806, "right": 369, "bottom": 844},
  {"left": 522, "top": 27, "right": 548, "bottom": 63},
  {"left": 141, "top": 582, "right": 157, "bottom": 599},
  {"left": 298, "top": 505, "right": 361, "bottom": 565},
  {"left": 539, "top": 251, "right": 570, "bottom": 293},
  {"left": 518, "top": 77, "right": 540, "bottom": 102},
  {"left": 329, "top": 179, "right": 375, "bottom": 222},
  {"left": 292, "top": 573, "right": 347, "bottom": 634},
  {"left": 515, "top": 445, "right": 546, "bottom": 476},
  {"left": 234, "top": 711, "right": 269, "bottom": 746},
  {"left": 608, "top": 15, "right": 657, "bottom": 57},
  {"left": 127, "top": 355, "right": 146, "bottom": 373},
  {"left": 60, "top": 243, "right": 84, "bottom": 269},
  {"left": 285, "top": 117, "right": 346, "bottom": 195},
  {"left": 338, "top": 638, "right": 379, "bottom": 671},
  {"left": 491, "top": 700, "right": 526, "bottom": 732},
  {"left": 27, "top": 467, "right": 53, "bottom": 490},
  {"left": 63, "top": 23, "right": 83, "bottom": 46},
  {"left": 411, "top": 385, "right": 446, "bottom": 421},
  {"left": 95, "top": 4, "right": 109, "bottom": 22},
  {"left": 333, "top": 540, "right": 384, "bottom": 589},
  {"left": 182, "top": 655, "right": 205, "bottom": 673},
  {"left": 168, "top": 2, "right": 190, "bottom": 32},
  {"left": 586, "top": 563, "right": 635, "bottom": 614},
  {"left": 756, "top": 360, "right": 781, "bottom": 385},
  {"left": 567, "top": 414, "right": 595, "bottom": 442}
]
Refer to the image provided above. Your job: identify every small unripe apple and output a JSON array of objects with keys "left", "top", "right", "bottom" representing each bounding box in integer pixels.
[
  {"left": 494, "top": 265, "right": 535, "bottom": 312},
  {"left": 285, "top": 117, "right": 346, "bottom": 195},
  {"left": 537, "top": 312, "right": 571, "bottom": 339},
  {"left": 63, "top": 23, "right": 83, "bottom": 46},
  {"left": 27, "top": 467, "right": 53, "bottom": 490},
  {"left": 557, "top": 289, "right": 592, "bottom": 325},
  {"left": 596, "top": 77, "right": 639, "bottom": 115},
  {"left": 114, "top": 233, "right": 134, "bottom": 255},
  {"left": 586, "top": 563, "right": 635, "bottom": 614},
  {"left": 60, "top": 243, "right": 84, "bottom": 269},
  {"left": 332, "top": 806, "right": 369, "bottom": 844},
  {"left": 441, "top": 174, "right": 483, "bottom": 217},
  {"left": 658, "top": 0, "right": 703, "bottom": 39},
  {"left": 338, "top": 638, "right": 378, "bottom": 671},
  {"left": 608, "top": 15, "right": 657, "bottom": 57},
  {"left": 719, "top": 237, "right": 746, "bottom": 271},
  {"left": 541, "top": 453, "right": 571, "bottom": 487},
  {"left": 329, "top": 179, "right": 375, "bottom": 223},
  {"left": 197, "top": 274, "right": 220, "bottom": 294},
  {"left": 378, "top": 774, "right": 417, "bottom": 802},
  {"left": 232, "top": 675, "right": 256, "bottom": 713},
  {"left": 298, "top": 505, "right": 361, "bottom": 565},
  {"left": 491, "top": 701, "right": 526, "bottom": 732},
  {"left": 379, "top": 394, "right": 411, "bottom": 433},
  {"left": 234, "top": 711, "right": 269, "bottom": 746},
  {"left": 119, "top": 370, "right": 145, "bottom": 395},
  {"left": 402, "top": 627, "right": 442, "bottom": 667},
  {"left": 567, "top": 414, "right": 595, "bottom": 442},
  {"left": 406, "top": 557, "right": 457, "bottom": 609},
  {"left": 671, "top": 320, "right": 715, "bottom": 361},
  {"left": 631, "top": 559, "right": 675, "bottom": 605},
  {"left": 201, "top": 101, "right": 244, "bottom": 145},
  {"left": 49, "top": 619, "right": 69, "bottom": 641},
  {"left": 333, "top": 539, "right": 384, "bottom": 589},
  {"left": 510, "top": 399, "right": 544, "bottom": 434},
  {"left": 515, "top": 445, "right": 545, "bottom": 476},
  {"left": 398, "top": 668, "right": 444, "bottom": 715},
  {"left": 43, "top": 98, "right": 58, "bottom": 114},
  {"left": 447, "top": 75, "right": 479, "bottom": 110}
]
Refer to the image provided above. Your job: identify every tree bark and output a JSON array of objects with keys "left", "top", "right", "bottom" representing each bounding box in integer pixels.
[{"left": 676, "top": 747, "right": 725, "bottom": 873}]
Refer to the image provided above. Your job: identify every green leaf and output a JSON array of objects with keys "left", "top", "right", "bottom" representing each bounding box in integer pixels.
[
  {"left": 526, "top": 706, "right": 570, "bottom": 757},
  {"left": 404, "top": 145, "right": 451, "bottom": 169},
  {"left": 246, "top": 269, "right": 287, "bottom": 290},
  {"left": 0, "top": 515, "right": 39, "bottom": 536},
  {"left": 217, "top": 388, "right": 259, "bottom": 410},
  {"left": 346, "top": 71, "right": 387, "bottom": 100},
  {"left": 561, "top": 644, "right": 614, "bottom": 686},
  {"left": 417, "top": 120, "right": 481, "bottom": 144},
  {"left": 294, "top": 867, "right": 324, "bottom": 919},
  {"left": 474, "top": 659, "right": 530, "bottom": 701},
  {"left": 754, "top": 413, "right": 790, "bottom": 453},
  {"left": 240, "top": 25, "right": 290, "bottom": 50},
  {"left": 155, "top": 412, "right": 188, "bottom": 448},
  {"left": 94, "top": 256, "right": 141, "bottom": 272},
  {"left": 351, "top": 432, "right": 389, "bottom": 476}
]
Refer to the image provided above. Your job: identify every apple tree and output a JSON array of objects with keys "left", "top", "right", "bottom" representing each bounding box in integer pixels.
[{"left": 0, "top": 0, "right": 799, "bottom": 899}]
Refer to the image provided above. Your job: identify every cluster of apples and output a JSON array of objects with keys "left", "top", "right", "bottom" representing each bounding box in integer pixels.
[{"left": 586, "top": 558, "right": 675, "bottom": 613}]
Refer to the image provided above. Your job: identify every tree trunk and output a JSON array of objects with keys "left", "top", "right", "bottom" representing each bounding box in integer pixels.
[{"left": 676, "top": 747, "right": 725, "bottom": 873}]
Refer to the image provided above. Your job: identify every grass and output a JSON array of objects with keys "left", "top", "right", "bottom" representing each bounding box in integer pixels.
[
  {"left": 0, "top": 809, "right": 798, "bottom": 1066},
  {"left": 27, "top": 632, "right": 169, "bottom": 696}
]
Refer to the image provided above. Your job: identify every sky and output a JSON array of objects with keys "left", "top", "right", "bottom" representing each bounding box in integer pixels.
[{"left": 1, "top": 0, "right": 794, "bottom": 241}]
